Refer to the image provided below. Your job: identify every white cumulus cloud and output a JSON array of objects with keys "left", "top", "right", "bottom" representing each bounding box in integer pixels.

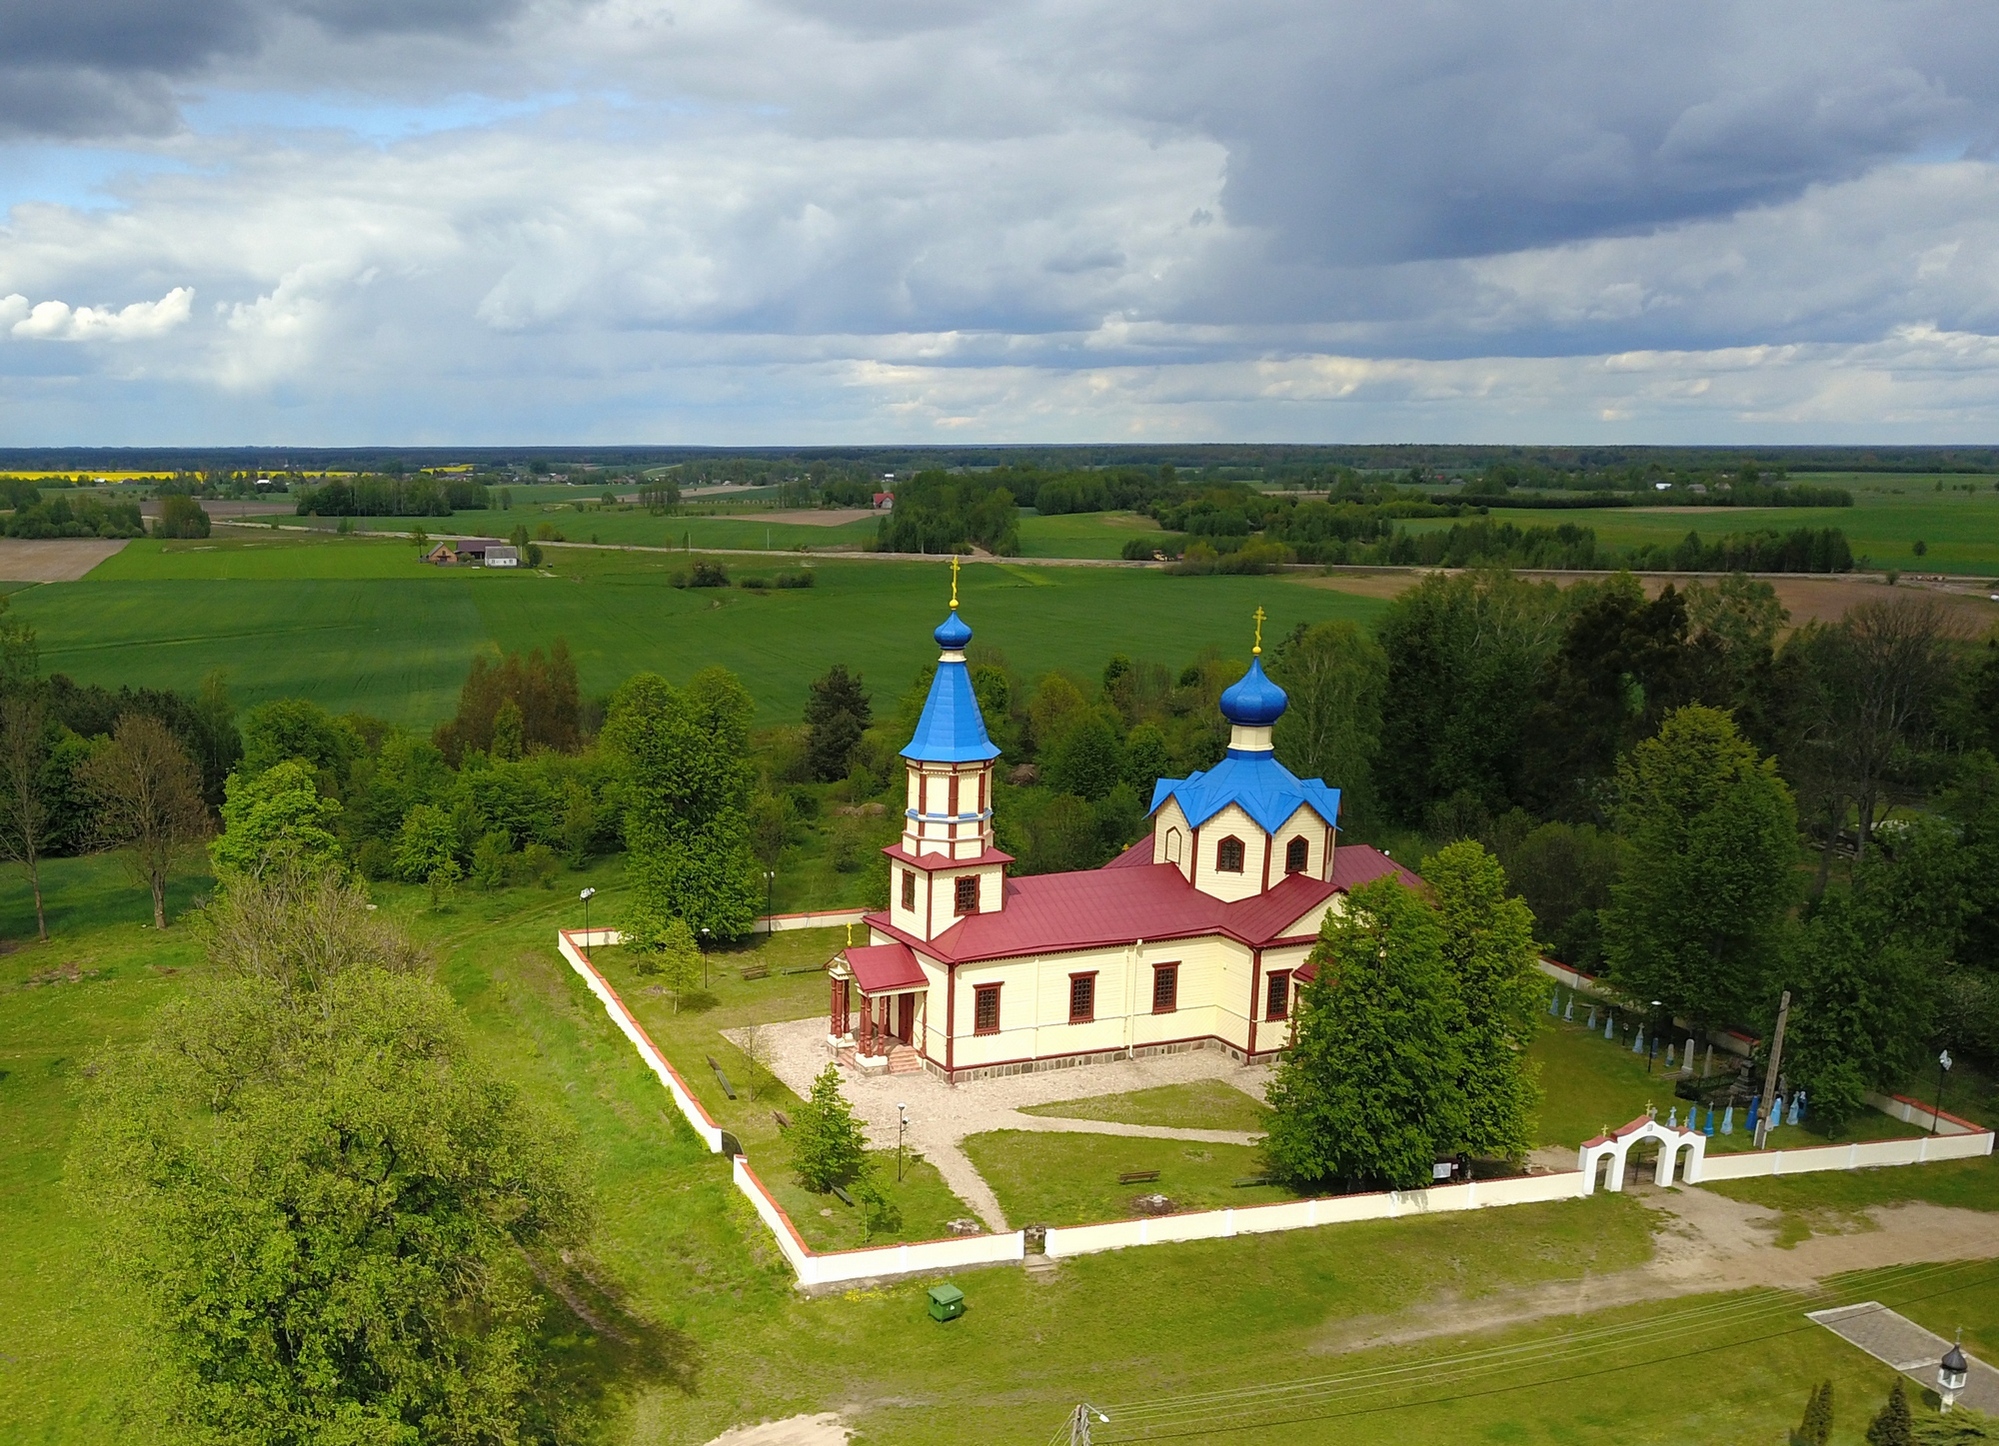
[{"left": 2, "top": 287, "right": 195, "bottom": 341}]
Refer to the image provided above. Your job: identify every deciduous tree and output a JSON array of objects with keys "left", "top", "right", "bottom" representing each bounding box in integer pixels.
[
  {"left": 83, "top": 715, "right": 211, "bottom": 927},
  {"left": 0, "top": 695, "right": 52, "bottom": 938},
  {"left": 1270, "top": 619, "right": 1386, "bottom": 813},
  {"left": 70, "top": 870, "right": 585, "bottom": 1444},
  {"left": 1425, "top": 841, "right": 1543, "bottom": 1163},
  {"left": 1264, "top": 876, "right": 1466, "bottom": 1191},
  {"left": 1604, "top": 706, "right": 1797, "bottom": 1033},
  {"left": 212, "top": 759, "right": 342, "bottom": 879}
]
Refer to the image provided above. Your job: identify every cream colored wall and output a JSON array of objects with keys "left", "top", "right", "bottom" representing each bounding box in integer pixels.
[
  {"left": 942, "top": 934, "right": 1260, "bottom": 1069},
  {"left": 1269, "top": 803, "right": 1334, "bottom": 882},
  {"left": 1190, "top": 802, "right": 1268, "bottom": 901},
  {"left": 1251, "top": 940, "right": 1317, "bottom": 1050},
  {"left": 1152, "top": 799, "right": 1192, "bottom": 879},
  {"left": 924, "top": 864, "right": 1001, "bottom": 928}
]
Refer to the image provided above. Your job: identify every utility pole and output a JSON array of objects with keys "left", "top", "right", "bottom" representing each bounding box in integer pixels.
[
  {"left": 1068, "top": 1404, "right": 1109, "bottom": 1445},
  {"left": 1753, "top": 990, "right": 1791, "bottom": 1150}
]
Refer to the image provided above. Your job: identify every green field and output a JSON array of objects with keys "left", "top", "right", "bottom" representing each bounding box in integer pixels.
[
  {"left": 1016, "top": 510, "right": 1164, "bottom": 559},
  {"left": 8, "top": 856, "right": 1999, "bottom": 1444},
  {"left": 300, "top": 505, "right": 882, "bottom": 552},
  {"left": 1018, "top": 1079, "right": 1273, "bottom": 1133},
  {"left": 11, "top": 537, "right": 1387, "bottom": 725},
  {"left": 1408, "top": 478, "right": 1999, "bottom": 575}
]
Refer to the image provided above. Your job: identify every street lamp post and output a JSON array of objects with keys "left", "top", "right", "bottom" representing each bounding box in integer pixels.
[
  {"left": 1648, "top": 1001, "right": 1662, "bottom": 1073},
  {"left": 699, "top": 926, "right": 712, "bottom": 988},
  {"left": 1933, "top": 1049, "right": 1954, "bottom": 1135},
  {"left": 897, "top": 1102, "right": 909, "bottom": 1182},
  {"left": 763, "top": 869, "right": 775, "bottom": 921},
  {"left": 579, "top": 887, "right": 596, "bottom": 961}
]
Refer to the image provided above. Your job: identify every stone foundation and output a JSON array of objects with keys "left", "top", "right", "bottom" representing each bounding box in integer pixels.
[{"left": 926, "top": 1037, "right": 1246, "bottom": 1085}]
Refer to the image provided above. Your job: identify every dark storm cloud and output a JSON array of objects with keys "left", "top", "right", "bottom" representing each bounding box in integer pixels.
[
  {"left": 0, "top": 0, "right": 531, "bottom": 137},
  {"left": 1120, "top": 0, "right": 1995, "bottom": 264}
]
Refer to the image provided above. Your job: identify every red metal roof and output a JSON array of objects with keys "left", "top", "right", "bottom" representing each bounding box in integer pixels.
[
  {"left": 881, "top": 843, "right": 1015, "bottom": 870},
  {"left": 862, "top": 841, "right": 1427, "bottom": 966},
  {"left": 1105, "top": 835, "right": 1155, "bottom": 869},
  {"left": 1329, "top": 843, "right": 1423, "bottom": 894},
  {"left": 844, "top": 943, "right": 927, "bottom": 993}
]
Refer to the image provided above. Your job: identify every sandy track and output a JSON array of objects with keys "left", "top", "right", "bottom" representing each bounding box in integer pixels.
[
  {"left": 1312, "top": 1187, "right": 1999, "bottom": 1356},
  {"left": 0, "top": 538, "right": 129, "bottom": 581}
]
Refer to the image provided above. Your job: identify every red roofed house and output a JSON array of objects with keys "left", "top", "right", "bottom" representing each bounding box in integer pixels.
[{"left": 827, "top": 599, "right": 1422, "bottom": 1081}]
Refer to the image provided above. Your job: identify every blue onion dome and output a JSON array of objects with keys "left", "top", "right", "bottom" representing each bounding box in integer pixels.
[
  {"left": 1220, "top": 657, "right": 1287, "bottom": 726},
  {"left": 934, "top": 610, "right": 973, "bottom": 650}
]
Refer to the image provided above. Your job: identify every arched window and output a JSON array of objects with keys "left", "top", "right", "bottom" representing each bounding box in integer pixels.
[
  {"left": 1216, "top": 836, "right": 1245, "bottom": 873},
  {"left": 1285, "top": 837, "right": 1309, "bottom": 874},
  {"left": 1164, "top": 827, "right": 1183, "bottom": 864}
]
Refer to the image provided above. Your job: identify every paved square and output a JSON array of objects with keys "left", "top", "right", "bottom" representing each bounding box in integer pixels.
[{"left": 1809, "top": 1301, "right": 1999, "bottom": 1413}]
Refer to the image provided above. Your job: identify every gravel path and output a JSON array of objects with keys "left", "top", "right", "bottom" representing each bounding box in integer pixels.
[{"left": 727, "top": 1017, "right": 1273, "bottom": 1232}]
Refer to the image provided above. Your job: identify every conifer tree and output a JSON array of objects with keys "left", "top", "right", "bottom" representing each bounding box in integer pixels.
[
  {"left": 1795, "top": 1380, "right": 1833, "bottom": 1446},
  {"left": 791, "top": 1066, "right": 868, "bottom": 1192},
  {"left": 1426, "top": 840, "right": 1543, "bottom": 1163},
  {"left": 1865, "top": 1379, "right": 1911, "bottom": 1446},
  {"left": 1264, "top": 876, "right": 1466, "bottom": 1191},
  {"left": 804, "top": 664, "right": 872, "bottom": 782}
]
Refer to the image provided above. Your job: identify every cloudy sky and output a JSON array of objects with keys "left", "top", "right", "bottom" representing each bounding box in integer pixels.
[{"left": 4, "top": 0, "right": 1999, "bottom": 443}]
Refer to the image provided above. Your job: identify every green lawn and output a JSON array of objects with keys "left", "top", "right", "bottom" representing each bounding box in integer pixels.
[
  {"left": 1017, "top": 1079, "right": 1272, "bottom": 1133},
  {"left": 1405, "top": 479, "right": 1999, "bottom": 575},
  {"left": 304, "top": 505, "right": 882, "bottom": 552},
  {"left": 13, "top": 538, "right": 1388, "bottom": 726},
  {"left": 1530, "top": 1018, "right": 1931, "bottom": 1154},
  {"left": 10, "top": 854, "right": 1999, "bottom": 1443},
  {"left": 963, "top": 1129, "right": 1291, "bottom": 1224}
]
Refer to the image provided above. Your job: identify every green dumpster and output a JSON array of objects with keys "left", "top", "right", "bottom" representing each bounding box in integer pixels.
[{"left": 927, "top": 1284, "right": 965, "bottom": 1323}]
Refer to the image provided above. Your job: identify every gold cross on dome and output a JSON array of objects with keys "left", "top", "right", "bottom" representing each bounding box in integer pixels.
[
  {"left": 1253, "top": 605, "right": 1266, "bottom": 656},
  {"left": 950, "top": 554, "right": 960, "bottom": 609}
]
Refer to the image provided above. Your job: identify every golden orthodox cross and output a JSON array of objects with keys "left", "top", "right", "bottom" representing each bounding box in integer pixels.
[
  {"left": 1253, "top": 605, "right": 1266, "bottom": 656},
  {"left": 950, "top": 554, "right": 960, "bottom": 609}
]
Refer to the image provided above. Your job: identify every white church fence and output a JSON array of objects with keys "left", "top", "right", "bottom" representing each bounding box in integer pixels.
[
  {"left": 558, "top": 929, "right": 725, "bottom": 1153},
  {"left": 561, "top": 930, "right": 1994, "bottom": 1286},
  {"left": 732, "top": 1156, "right": 1026, "bottom": 1287},
  {"left": 1043, "top": 1171, "right": 1587, "bottom": 1259}
]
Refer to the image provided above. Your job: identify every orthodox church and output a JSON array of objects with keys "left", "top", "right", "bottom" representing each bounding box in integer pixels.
[{"left": 827, "top": 590, "right": 1418, "bottom": 1082}]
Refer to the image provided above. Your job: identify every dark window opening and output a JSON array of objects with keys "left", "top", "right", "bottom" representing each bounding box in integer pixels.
[
  {"left": 974, "top": 984, "right": 1001, "bottom": 1035},
  {"left": 1069, "top": 973, "right": 1097, "bottom": 1025},
  {"left": 1152, "top": 963, "right": 1179, "bottom": 1013},
  {"left": 1266, "top": 970, "right": 1292, "bottom": 1021},
  {"left": 901, "top": 869, "right": 916, "bottom": 911},
  {"left": 954, "top": 875, "right": 979, "bottom": 916},
  {"left": 1217, "top": 836, "right": 1245, "bottom": 873},
  {"left": 1285, "top": 836, "right": 1309, "bottom": 874}
]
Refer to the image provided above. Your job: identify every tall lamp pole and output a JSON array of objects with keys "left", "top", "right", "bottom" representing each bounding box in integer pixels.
[
  {"left": 897, "top": 1102, "right": 909, "bottom": 1182},
  {"left": 700, "top": 926, "right": 712, "bottom": 988},
  {"left": 1648, "top": 1000, "right": 1662, "bottom": 1073},
  {"left": 1933, "top": 1049, "right": 1954, "bottom": 1135},
  {"left": 579, "top": 887, "right": 596, "bottom": 961}
]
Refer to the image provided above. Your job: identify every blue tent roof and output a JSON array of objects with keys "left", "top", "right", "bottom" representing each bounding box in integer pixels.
[
  {"left": 1149, "top": 752, "right": 1340, "bottom": 836},
  {"left": 901, "top": 612, "right": 1001, "bottom": 763}
]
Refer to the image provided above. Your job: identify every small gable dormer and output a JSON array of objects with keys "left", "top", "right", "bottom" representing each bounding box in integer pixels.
[{"left": 1147, "top": 648, "right": 1341, "bottom": 902}]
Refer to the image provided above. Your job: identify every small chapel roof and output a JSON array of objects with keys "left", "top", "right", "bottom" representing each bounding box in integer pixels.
[{"left": 843, "top": 942, "right": 927, "bottom": 993}]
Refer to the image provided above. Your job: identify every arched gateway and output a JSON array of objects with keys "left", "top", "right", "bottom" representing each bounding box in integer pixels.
[{"left": 1578, "top": 1111, "right": 1707, "bottom": 1193}]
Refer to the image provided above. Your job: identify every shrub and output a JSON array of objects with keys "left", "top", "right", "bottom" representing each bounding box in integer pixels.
[{"left": 791, "top": 1066, "right": 867, "bottom": 1191}]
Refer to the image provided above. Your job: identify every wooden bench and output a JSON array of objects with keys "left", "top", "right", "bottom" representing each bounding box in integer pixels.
[
  {"left": 771, "top": 1110, "right": 792, "bottom": 1132},
  {"left": 1117, "top": 1170, "right": 1161, "bottom": 1185},
  {"left": 831, "top": 1184, "right": 855, "bottom": 1207},
  {"left": 705, "top": 1056, "right": 737, "bottom": 1100},
  {"left": 1232, "top": 1176, "right": 1272, "bottom": 1188},
  {"left": 738, "top": 964, "right": 769, "bottom": 981}
]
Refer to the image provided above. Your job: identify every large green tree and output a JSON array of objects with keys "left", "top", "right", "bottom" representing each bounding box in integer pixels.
[
  {"left": 1269, "top": 619, "right": 1386, "bottom": 814},
  {"left": 1374, "top": 570, "right": 1563, "bottom": 826},
  {"left": 803, "top": 664, "right": 872, "bottom": 782},
  {"left": 606, "top": 667, "right": 760, "bottom": 940},
  {"left": 211, "top": 759, "right": 343, "bottom": 878},
  {"left": 1425, "top": 841, "right": 1543, "bottom": 1163},
  {"left": 1264, "top": 876, "right": 1467, "bottom": 1191},
  {"left": 71, "top": 870, "right": 586, "bottom": 1445},
  {"left": 1603, "top": 705, "right": 1798, "bottom": 1032}
]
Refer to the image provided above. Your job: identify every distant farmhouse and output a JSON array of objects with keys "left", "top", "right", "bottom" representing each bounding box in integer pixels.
[
  {"left": 424, "top": 538, "right": 518, "bottom": 567},
  {"left": 872, "top": 491, "right": 895, "bottom": 511},
  {"left": 827, "top": 595, "right": 1415, "bottom": 1082}
]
